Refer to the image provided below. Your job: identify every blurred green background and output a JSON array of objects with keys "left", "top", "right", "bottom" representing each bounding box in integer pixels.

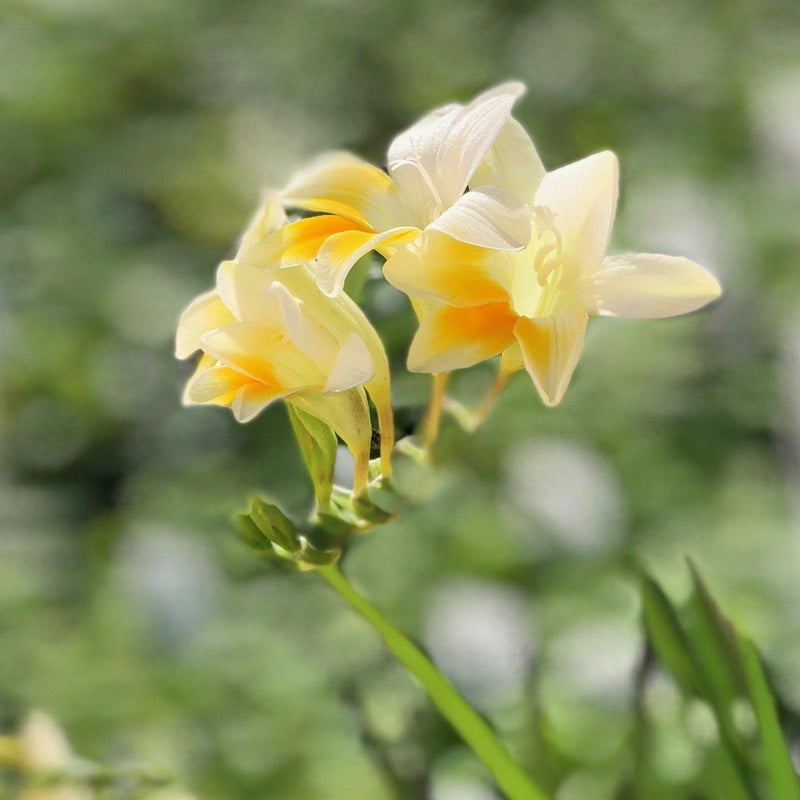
[{"left": 2, "top": 0, "right": 800, "bottom": 797}]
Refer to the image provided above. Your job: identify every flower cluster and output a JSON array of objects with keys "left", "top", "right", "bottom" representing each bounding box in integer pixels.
[{"left": 176, "top": 82, "right": 721, "bottom": 497}]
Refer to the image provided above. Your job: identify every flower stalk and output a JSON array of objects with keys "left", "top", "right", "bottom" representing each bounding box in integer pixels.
[
  {"left": 422, "top": 372, "right": 450, "bottom": 453},
  {"left": 316, "top": 563, "right": 550, "bottom": 800}
]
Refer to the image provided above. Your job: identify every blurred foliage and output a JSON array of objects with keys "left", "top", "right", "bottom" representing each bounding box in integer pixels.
[{"left": 2, "top": 0, "right": 800, "bottom": 797}]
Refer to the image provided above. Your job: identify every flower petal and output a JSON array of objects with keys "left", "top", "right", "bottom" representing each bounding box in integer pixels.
[
  {"left": 534, "top": 151, "right": 619, "bottom": 276},
  {"left": 588, "top": 253, "right": 722, "bottom": 318},
  {"left": 231, "top": 383, "right": 292, "bottom": 423},
  {"left": 427, "top": 186, "right": 531, "bottom": 251},
  {"left": 237, "top": 214, "right": 369, "bottom": 268},
  {"left": 470, "top": 117, "right": 546, "bottom": 208},
  {"left": 407, "top": 302, "right": 517, "bottom": 373},
  {"left": 184, "top": 361, "right": 251, "bottom": 405},
  {"left": 315, "top": 226, "right": 419, "bottom": 297},
  {"left": 282, "top": 151, "right": 408, "bottom": 231},
  {"left": 383, "top": 231, "right": 513, "bottom": 307},
  {"left": 267, "top": 281, "right": 339, "bottom": 365},
  {"left": 200, "top": 322, "right": 322, "bottom": 389},
  {"left": 175, "top": 290, "right": 235, "bottom": 359},
  {"left": 236, "top": 192, "right": 289, "bottom": 260},
  {"left": 215, "top": 261, "right": 284, "bottom": 325},
  {"left": 324, "top": 332, "right": 374, "bottom": 392},
  {"left": 514, "top": 311, "right": 587, "bottom": 407},
  {"left": 388, "top": 82, "right": 526, "bottom": 214}
]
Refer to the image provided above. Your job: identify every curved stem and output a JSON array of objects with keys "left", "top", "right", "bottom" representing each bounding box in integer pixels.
[
  {"left": 422, "top": 372, "right": 450, "bottom": 453},
  {"left": 317, "top": 564, "right": 550, "bottom": 800},
  {"left": 474, "top": 369, "right": 510, "bottom": 427}
]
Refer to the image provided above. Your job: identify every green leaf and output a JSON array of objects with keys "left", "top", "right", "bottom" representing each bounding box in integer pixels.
[
  {"left": 739, "top": 637, "right": 800, "bottom": 800},
  {"left": 685, "top": 560, "right": 746, "bottom": 699},
  {"left": 249, "top": 496, "right": 301, "bottom": 553},
  {"left": 682, "top": 562, "right": 758, "bottom": 790},
  {"left": 640, "top": 575, "right": 698, "bottom": 695},
  {"left": 287, "top": 403, "right": 338, "bottom": 506}
]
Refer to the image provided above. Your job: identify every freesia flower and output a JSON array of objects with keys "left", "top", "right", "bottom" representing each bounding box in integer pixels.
[
  {"left": 18, "top": 711, "right": 90, "bottom": 800},
  {"left": 176, "top": 200, "right": 388, "bottom": 494},
  {"left": 384, "top": 150, "right": 722, "bottom": 407},
  {"left": 235, "top": 196, "right": 396, "bottom": 475},
  {"left": 278, "top": 82, "right": 536, "bottom": 296}
]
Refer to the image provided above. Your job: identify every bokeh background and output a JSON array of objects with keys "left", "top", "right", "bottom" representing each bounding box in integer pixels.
[{"left": 2, "top": 0, "right": 800, "bottom": 797}]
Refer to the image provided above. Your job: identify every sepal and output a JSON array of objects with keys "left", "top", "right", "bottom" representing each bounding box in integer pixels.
[{"left": 287, "top": 404, "right": 338, "bottom": 507}]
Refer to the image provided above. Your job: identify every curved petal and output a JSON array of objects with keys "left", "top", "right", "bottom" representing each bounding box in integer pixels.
[
  {"left": 200, "top": 322, "right": 323, "bottom": 389},
  {"left": 315, "top": 225, "right": 419, "bottom": 297},
  {"left": 237, "top": 192, "right": 289, "bottom": 260},
  {"left": 470, "top": 117, "right": 545, "bottom": 208},
  {"left": 237, "top": 214, "right": 369, "bottom": 268},
  {"left": 231, "top": 383, "right": 292, "bottom": 423},
  {"left": 183, "top": 358, "right": 288, "bottom": 422},
  {"left": 534, "top": 151, "right": 619, "bottom": 276},
  {"left": 383, "top": 231, "right": 513, "bottom": 307},
  {"left": 183, "top": 360, "right": 251, "bottom": 405},
  {"left": 427, "top": 185, "right": 531, "bottom": 251},
  {"left": 514, "top": 311, "right": 587, "bottom": 407},
  {"left": 282, "top": 151, "right": 409, "bottom": 231},
  {"left": 324, "top": 332, "right": 374, "bottom": 392},
  {"left": 388, "top": 82, "right": 526, "bottom": 214},
  {"left": 215, "top": 260, "right": 289, "bottom": 328},
  {"left": 267, "top": 281, "right": 339, "bottom": 365},
  {"left": 175, "top": 290, "right": 235, "bottom": 358},
  {"left": 275, "top": 265, "right": 393, "bottom": 430},
  {"left": 407, "top": 302, "right": 517, "bottom": 373},
  {"left": 587, "top": 253, "right": 722, "bottom": 318}
]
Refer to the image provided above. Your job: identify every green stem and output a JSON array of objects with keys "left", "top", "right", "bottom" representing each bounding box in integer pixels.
[{"left": 317, "top": 564, "right": 550, "bottom": 800}]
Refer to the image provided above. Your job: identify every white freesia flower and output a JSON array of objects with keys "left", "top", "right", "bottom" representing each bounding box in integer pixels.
[
  {"left": 279, "top": 82, "right": 537, "bottom": 296},
  {"left": 18, "top": 711, "right": 90, "bottom": 800},
  {"left": 384, "top": 148, "right": 722, "bottom": 407},
  {"left": 175, "top": 199, "right": 388, "bottom": 493}
]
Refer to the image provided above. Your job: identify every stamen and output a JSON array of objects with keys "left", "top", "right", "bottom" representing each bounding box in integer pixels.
[{"left": 530, "top": 205, "right": 564, "bottom": 287}]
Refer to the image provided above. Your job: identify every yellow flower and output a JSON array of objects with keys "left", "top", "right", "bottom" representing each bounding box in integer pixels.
[
  {"left": 384, "top": 150, "right": 722, "bottom": 407},
  {"left": 279, "top": 83, "right": 536, "bottom": 296},
  {"left": 176, "top": 198, "right": 392, "bottom": 493}
]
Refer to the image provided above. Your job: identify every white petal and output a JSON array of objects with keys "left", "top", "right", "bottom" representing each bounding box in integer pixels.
[
  {"left": 470, "top": 117, "right": 545, "bottom": 208},
  {"left": 534, "top": 151, "right": 619, "bottom": 276},
  {"left": 268, "top": 281, "right": 339, "bottom": 365},
  {"left": 427, "top": 186, "right": 531, "bottom": 250},
  {"left": 184, "top": 362, "right": 246, "bottom": 404},
  {"left": 215, "top": 260, "right": 283, "bottom": 325},
  {"left": 200, "top": 322, "right": 322, "bottom": 388},
  {"left": 231, "top": 383, "right": 291, "bottom": 423},
  {"left": 514, "top": 312, "right": 587, "bottom": 407},
  {"left": 324, "top": 332, "right": 374, "bottom": 392},
  {"left": 236, "top": 192, "right": 289, "bottom": 262},
  {"left": 175, "top": 290, "right": 234, "bottom": 359},
  {"left": 589, "top": 253, "right": 722, "bottom": 318},
  {"left": 388, "top": 82, "right": 526, "bottom": 215}
]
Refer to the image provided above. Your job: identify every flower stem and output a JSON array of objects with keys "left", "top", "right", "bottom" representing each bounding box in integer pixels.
[
  {"left": 474, "top": 369, "right": 510, "bottom": 427},
  {"left": 422, "top": 372, "right": 450, "bottom": 453},
  {"left": 316, "top": 564, "right": 550, "bottom": 800}
]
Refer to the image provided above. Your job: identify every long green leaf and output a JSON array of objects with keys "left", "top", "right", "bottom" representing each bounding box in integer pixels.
[
  {"left": 640, "top": 575, "right": 699, "bottom": 695},
  {"left": 739, "top": 637, "right": 800, "bottom": 800}
]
